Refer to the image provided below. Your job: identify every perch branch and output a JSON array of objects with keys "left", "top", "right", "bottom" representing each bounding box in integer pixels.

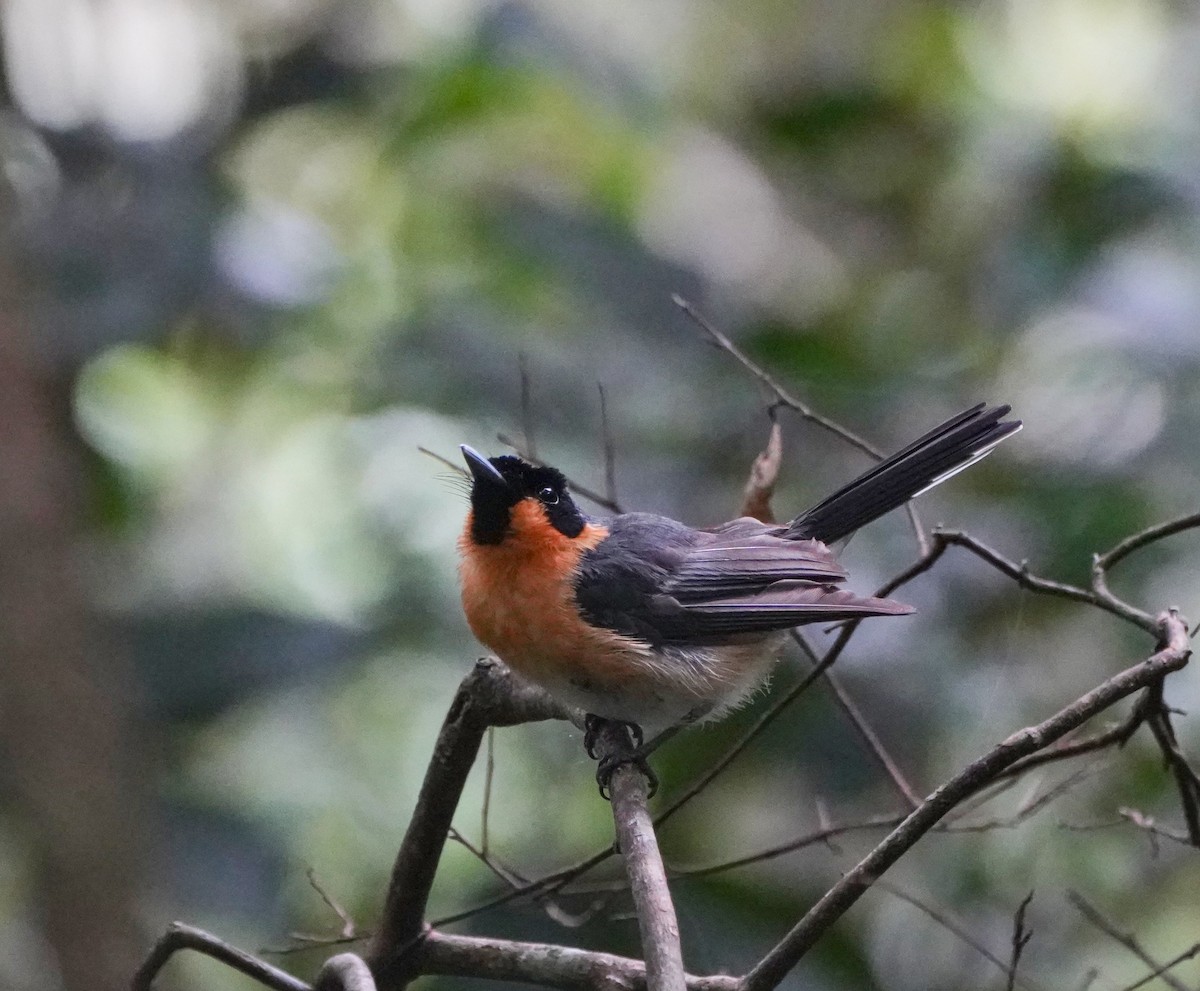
[{"left": 593, "top": 720, "right": 687, "bottom": 991}]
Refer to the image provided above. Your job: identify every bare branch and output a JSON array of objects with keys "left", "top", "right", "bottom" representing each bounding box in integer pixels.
[
  {"left": 1139, "top": 681, "right": 1200, "bottom": 845},
  {"left": 792, "top": 631, "right": 921, "bottom": 809},
  {"left": 1006, "top": 891, "right": 1035, "bottom": 991},
  {"left": 519, "top": 352, "right": 537, "bottom": 460},
  {"left": 418, "top": 930, "right": 739, "bottom": 991},
  {"left": 598, "top": 383, "right": 619, "bottom": 507},
  {"left": 1116, "top": 939, "right": 1200, "bottom": 991},
  {"left": 593, "top": 720, "right": 686, "bottom": 991},
  {"left": 1095, "top": 511, "right": 1200, "bottom": 572},
  {"left": 497, "top": 432, "right": 623, "bottom": 513},
  {"left": 741, "top": 611, "right": 1190, "bottom": 991},
  {"left": 367, "top": 660, "right": 572, "bottom": 989},
  {"left": 672, "top": 295, "right": 880, "bottom": 458},
  {"left": 1068, "top": 890, "right": 1190, "bottom": 991},
  {"left": 934, "top": 530, "right": 1159, "bottom": 634},
  {"left": 132, "top": 922, "right": 310, "bottom": 991},
  {"left": 672, "top": 294, "right": 927, "bottom": 548},
  {"left": 482, "top": 727, "right": 495, "bottom": 856},
  {"left": 875, "top": 883, "right": 1042, "bottom": 991}
]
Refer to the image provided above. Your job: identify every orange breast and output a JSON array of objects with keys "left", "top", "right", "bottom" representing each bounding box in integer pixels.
[{"left": 458, "top": 501, "right": 649, "bottom": 689}]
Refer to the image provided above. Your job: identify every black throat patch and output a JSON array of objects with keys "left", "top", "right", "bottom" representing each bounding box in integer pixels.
[{"left": 467, "top": 454, "right": 586, "bottom": 544}]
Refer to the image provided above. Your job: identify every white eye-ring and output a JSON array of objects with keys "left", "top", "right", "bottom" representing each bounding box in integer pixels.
[{"left": 539, "top": 486, "right": 559, "bottom": 504}]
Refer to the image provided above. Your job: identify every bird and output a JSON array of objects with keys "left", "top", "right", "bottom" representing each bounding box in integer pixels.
[{"left": 457, "top": 402, "right": 1021, "bottom": 795}]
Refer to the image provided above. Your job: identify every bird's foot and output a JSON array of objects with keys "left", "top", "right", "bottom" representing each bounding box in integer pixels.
[
  {"left": 583, "top": 715, "right": 654, "bottom": 800},
  {"left": 596, "top": 747, "right": 659, "bottom": 801},
  {"left": 583, "top": 714, "right": 642, "bottom": 759}
]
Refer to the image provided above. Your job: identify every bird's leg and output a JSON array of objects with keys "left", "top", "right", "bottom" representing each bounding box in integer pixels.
[
  {"left": 587, "top": 705, "right": 713, "bottom": 799},
  {"left": 584, "top": 716, "right": 656, "bottom": 799}
]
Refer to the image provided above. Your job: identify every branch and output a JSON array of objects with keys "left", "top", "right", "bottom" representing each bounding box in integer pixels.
[
  {"left": 875, "top": 883, "right": 1041, "bottom": 991},
  {"left": 1095, "top": 511, "right": 1200, "bottom": 572},
  {"left": 673, "top": 294, "right": 927, "bottom": 550},
  {"left": 497, "top": 432, "right": 623, "bottom": 513},
  {"left": 367, "top": 659, "right": 572, "bottom": 989},
  {"left": 593, "top": 720, "right": 687, "bottom": 991},
  {"left": 1068, "top": 891, "right": 1190, "bottom": 991},
  {"left": 418, "top": 930, "right": 738, "bottom": 991},
  {"left": 1006, "top": 891, "right": 1035, "bottom": 991},
  {"left": 132, "top": 922, "right": 310, "bottom": 991},
  {"left": 672, "top": 295, "right": 879, "bottom": 459},
  {"left": 741, "top": 611, "right": 1190, "bottom": 991}
]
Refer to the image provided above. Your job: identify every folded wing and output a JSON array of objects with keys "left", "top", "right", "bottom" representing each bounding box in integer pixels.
[{"left": 573, "top": 514, "right": 910, "bottom": 646}]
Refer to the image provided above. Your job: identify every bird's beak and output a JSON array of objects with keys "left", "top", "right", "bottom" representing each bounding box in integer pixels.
[{"left": 461, "top": 445, "right": 509, "bottom": 489}]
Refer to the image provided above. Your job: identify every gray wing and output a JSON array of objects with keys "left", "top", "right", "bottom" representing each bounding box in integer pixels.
[{"left": 573, "top": 514, "right": 912, "bottom": 646}]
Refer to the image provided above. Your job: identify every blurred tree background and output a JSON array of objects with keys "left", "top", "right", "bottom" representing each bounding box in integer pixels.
[{"left": 1, "top": 1, "right": 1199, "bottom": 989}]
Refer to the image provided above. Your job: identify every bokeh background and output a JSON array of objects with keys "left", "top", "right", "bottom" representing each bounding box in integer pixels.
[{"left": 2, "top": 1, "right": 1200, "bottom": 989}]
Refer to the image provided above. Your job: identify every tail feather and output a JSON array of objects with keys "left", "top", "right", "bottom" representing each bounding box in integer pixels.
[{"left": 787, "top": 403, "right": 1021, "bottom": 544}]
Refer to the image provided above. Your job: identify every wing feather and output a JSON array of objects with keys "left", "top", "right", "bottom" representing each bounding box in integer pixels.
[{"left": 574, "top": 513, "right": 910, "bottom": 646}]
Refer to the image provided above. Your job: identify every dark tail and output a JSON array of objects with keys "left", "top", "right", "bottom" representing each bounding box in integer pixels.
[{"left": 787, "top": 403, "right": 1021, "bottom": 544}]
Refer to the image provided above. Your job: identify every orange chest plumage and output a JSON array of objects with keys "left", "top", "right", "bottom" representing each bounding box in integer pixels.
[{"left": 458, "top": 504, "right": 645, "bottom": 684}]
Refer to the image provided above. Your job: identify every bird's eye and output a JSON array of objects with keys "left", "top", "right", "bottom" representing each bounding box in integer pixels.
[{"left": 538, "top": 486, "right": 559, "bottom": 505}]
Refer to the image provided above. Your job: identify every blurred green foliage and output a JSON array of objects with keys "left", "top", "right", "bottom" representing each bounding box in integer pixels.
[{"left": 3, "top": 1, "right": 1200, "bottom": 990}]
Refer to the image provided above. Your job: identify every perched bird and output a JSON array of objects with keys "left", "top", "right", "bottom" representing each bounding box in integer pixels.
[{"left": 458, "top": 403, "right": 1020, "bottom": 793}]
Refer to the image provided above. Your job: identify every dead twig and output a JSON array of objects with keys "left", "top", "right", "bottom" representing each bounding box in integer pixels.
[
  {"left": 1068, "top": 890, "right": 1190, "bottom": 991},
  {"left": 741, "top": 417, "right": 783, "bottom": 523},
  {"left": 497, "top": 432, "right": 623, "bottom": 513},
  {"left": 673, "top": 294, "right": 929, "bottom": 552},
  {"left": 1006, "top": 891, "right": 1035, "bottom": 991},
  {"left": 874, "top": 883, "right": 1042, "bottom": 991}
]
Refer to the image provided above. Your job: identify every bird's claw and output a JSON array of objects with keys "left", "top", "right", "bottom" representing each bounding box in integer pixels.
[
  {"left": 583, "top": 715, "right": 642, "bottom": 759},
  {"left": 595, "top": 747, "right": 659, "bottom": 800},
  {"left": 583, "top": 715, "right": 655, "bottom": 799}
]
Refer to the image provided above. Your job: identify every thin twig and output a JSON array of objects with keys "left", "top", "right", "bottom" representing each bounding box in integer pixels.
[
  {"left": 1095, "top": 511, "right": 1200, "bottom": 572},
  {"left": 482, "top": 727, "right": 495, "bottom": 856},
  {"left": 1068, "top": 890, "right": 1190, "bottom": 991},
  {"left": 1140, "top": 681, "right": 1200, "bottom": 845},
  {"left": 1006, "top": 891, "right": 1035, "bottom": 991},
  {"left": 518, "top": 353, "right": 537, "bottom": 460},
  {"left": 669, "top": 814, "right": 904, "bottom": 879},
  {"left": 305, "top": 867, "right": 358, "bottom": 940},
  {"left": 874, "top": 883, "right": 1042, "bottom": 991},
  {"left": 497, "top": 433, "right": 623, "bottom": 513},
  {"left": 741, "top": 611, "right": 1190, "bottom": 991},
  {"left": 672, "top": 294, "right": 927, "bottom": 549},
  {"left": 673, "top": 295, "right": 879, "bottom": 458},
  {"left": 132, "top": 922, "right": 311, "bottom": 991},
  {"left": 1116, "top": 939, "right": 1200, "bottom": 991},
  {"left": 792, "top": 631, "right": 922, "bottom": 809},
  {"left": 597, "top": 383, "right": 619, "bottom": 508},
  {"left": 741, "top": 417, "right": 783, "bottom": 524}
]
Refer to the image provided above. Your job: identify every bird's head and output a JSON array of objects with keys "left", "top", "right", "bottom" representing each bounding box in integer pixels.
[{"left": 460, "top": 445, "right": 586, "bottom": 547}]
